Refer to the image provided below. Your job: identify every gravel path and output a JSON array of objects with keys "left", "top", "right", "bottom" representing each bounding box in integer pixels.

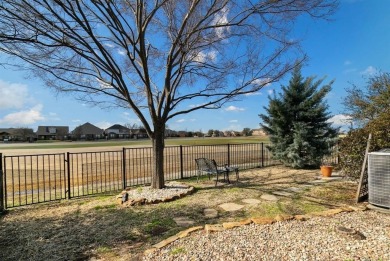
[{"left": 144, "top": 210, "right": 390, "bottom": 260}]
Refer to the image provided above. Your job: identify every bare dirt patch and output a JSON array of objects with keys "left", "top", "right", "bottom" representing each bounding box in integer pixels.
[{"left": 0, "top": 166, "right": 359, "bottom": 260}]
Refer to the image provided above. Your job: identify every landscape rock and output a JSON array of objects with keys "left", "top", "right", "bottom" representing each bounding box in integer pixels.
[
  {"left": 203, "top": 208, "right": 218, "bottom": 218},
  {"left": 219, "top": 203, "right": 245, "bottom": 212},
  {"left": 274, "top": 214, "right": 294, "bottom": 222},
  {"left": 251, "top": 217, "right": 275, "bottom": 225},
  {"left": 260, "top": 194, "right": 278, "bottom": 201},
  {"left": 176, "top": 226, "right": 203, "bottom": 239},
  {"left": 152, "top": 235, "right": 179, "bottom": 249},
  {"left": 222, "top": 219, "right": 252, "bottom": 230},
  {"left": 205, "top": 224, "right": 225, "bottom": 233}
]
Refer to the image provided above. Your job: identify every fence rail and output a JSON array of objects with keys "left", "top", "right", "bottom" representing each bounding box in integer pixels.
[{"left": 0, "top": 143, "right": 275, "bottom": 208}]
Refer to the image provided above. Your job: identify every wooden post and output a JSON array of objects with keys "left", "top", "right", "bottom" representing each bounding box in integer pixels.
[{"left": 356, "top": 133, "right": 372, "bottom": 203}]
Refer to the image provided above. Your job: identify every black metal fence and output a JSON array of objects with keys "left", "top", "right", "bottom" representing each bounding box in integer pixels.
[{"left": 0, "top": 143, "right": 275, "bottom": 209}]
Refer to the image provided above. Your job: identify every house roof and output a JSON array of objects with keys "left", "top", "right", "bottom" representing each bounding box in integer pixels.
[
  {"left": 106, "top": 124, "right": 130, "bottom": 131},
  {"left": 36, "top": 126, "right": 69, "bottom": 136},
  {"left": 72, "top": 122, "right": 103, "bottom": 135},
  {"left": 0, "top": 128, "right": 14, "bottom": 135}
]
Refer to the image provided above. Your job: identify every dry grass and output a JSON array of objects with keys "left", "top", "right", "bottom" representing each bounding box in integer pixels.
[{"left": 0, "top": 166, "right": 359, "bottom": 261}]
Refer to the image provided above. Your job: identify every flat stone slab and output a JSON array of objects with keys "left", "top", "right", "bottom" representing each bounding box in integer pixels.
[
  {"left": 219, "top": 203, "right": 245, "bottom": 212},
  {"left": 260, "top": 194, "right": 278, "bottom": 201},
  {"left": 203, "top": 208, "right": 218, "bottom": 218},
  {"left": 173, "top": 217, "right": 195, "bottom": 227},
  {"left": 242, "top": 198, "right": 261, "bottom": 205},
  {"left": 321, "top": 176, "right": 343, "bottom": 181},
  {"left": 272, "top": 191, "right": 294, "bottom": 197},
  {"left": 309, "top": 180, "right": 328, "bottom": 184},
  {"left": 287, "top": 187, "right": 304, "bottom": 192}
]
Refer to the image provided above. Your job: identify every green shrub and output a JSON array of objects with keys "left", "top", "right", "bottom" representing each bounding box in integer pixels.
[{"left": 339, "top": 112, "right": 390, "bottom": 179}]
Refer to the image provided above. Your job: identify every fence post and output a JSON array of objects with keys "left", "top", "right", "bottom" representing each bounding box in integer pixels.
[
  {"left": 227, "top": 144, "right": 230, "bottom": 167},
  {"left": 122, "top": 148, "right": 127, "bottom": 189},
  {"left": 180, "top": 145, "right": 184, "bottom": 179},
  {"left": 66, "top": 152, "right": 71, "bottom": 199},
  {"left": 0, "top": 153, "right": 4, "bottom": 213},
  {"left": 261, "top": 143, "right": 264, "bottom": 167}
]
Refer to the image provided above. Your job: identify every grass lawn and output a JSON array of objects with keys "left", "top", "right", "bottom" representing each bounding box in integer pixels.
[
  {"left": 0, "top": 136, "right": 269, "bottom": 150},
  {"left": 0, "top": 165, "right": 358, "bottom": 261}
]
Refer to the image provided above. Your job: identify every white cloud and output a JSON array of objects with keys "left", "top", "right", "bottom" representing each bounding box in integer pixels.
[
  {"left": 327, "top": 114, "right": 352, "bottom": 126},
  {"left": 117, "top": 49, "right": 126, "bottom": 56},
  {"left": 253, "top": 78, "right": 272, "bottom": 87},
  {"left": 104, "top": 43, "right": 114, "bottom": 48},
  {"left": 361, "top": 66, "right": 377, "bottom": 76},
  {"left": 225, "top": 105, "right": 245, "bottom": 112},
  {"left": 193, "top": 50, "right": 218, "bottom": 63},
  {"left": 229, "top": 120, "right": 238, "bottom": 123},
  {"left": 344, "top": 60, "right": 352, "bottom": 66},
  {"left": 244, "top": 92, "right": 262, "bottom": 96},
  {"left": 212, "top": 6, "right": 230, "bottom": 38},
  {"left": 72, "top": 119, "right": 81, "bottom": 123},
  {"left": 267, "top": 89, "right": 274, "bottom": 95},
  {"left": 0, "top": 104, "right": 45, "bottom": 125},
  {"left": 189, "top": 119, "right": 196, "bottom": 122},
  {"left": 0, "top": 80, "right": 30, "bottom": 109},
  {"left": 176, "top": 119, "right": 186, "bottom": 123}
]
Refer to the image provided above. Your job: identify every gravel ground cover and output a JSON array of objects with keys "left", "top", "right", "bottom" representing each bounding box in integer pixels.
[{"left": 144, "top": 210, "right": 390, "bottom": 261}]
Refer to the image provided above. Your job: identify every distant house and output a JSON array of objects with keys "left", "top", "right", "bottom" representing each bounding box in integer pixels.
[
  {"left": 0, "top": 128, "right": 35, "bottom": 141},
  {"left": 36, "top": 126, "right": 69, "bottom": 140},
  {"left": 72, "top": 122, "right": 104, "bottom": 140},
  {"left": 0, "top": 128, "right": 13, "bottom": 141},
  {"left": 251, "top": 128, "right": 267, "bottom": 136},
  {"left": 105, "top": 124, "right": 131, "bottom": 139},
  {"left": 132, "top": 128, "right": 148, "bottom": 139}
]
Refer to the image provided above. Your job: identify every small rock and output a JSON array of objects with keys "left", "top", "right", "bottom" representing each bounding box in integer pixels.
[
  {"left": 173, "top": 216, "right": 195, "bottom": 227},
  {"left": 204, "top": 208, "right": 218, "bottom": 218}
]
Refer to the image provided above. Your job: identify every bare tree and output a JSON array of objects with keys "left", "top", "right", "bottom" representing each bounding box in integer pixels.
[
  {"left": 343, "top": 72, "right": 390, "bottom": 124},
  {"left": 0, "top": 0, "right": 337, "bottom": 188}
]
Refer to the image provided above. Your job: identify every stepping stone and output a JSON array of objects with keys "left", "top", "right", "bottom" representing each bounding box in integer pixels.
[
  {"left": 219, "top": 203, "right": 245, "bottom": 212},
  {"left": 203, "top": 208, "right": 218, "bottom": 218},
  {"left": 260, "top": 194, "right": 278, "bottom": 201},
  {"left": 242, "top": 198, "right": 261, "bottom": 205},
  {"left": 272, "top": 191, "right": 293, "bottom": 197},
  {"left": 287, "top": 187, "right": 304, "bottom": 193},
  {"left": 173, "top": 216, "right": 195, "bottom": 227},
  {"left": 309, "top": 180, "right": 327, "bottom": 184}
]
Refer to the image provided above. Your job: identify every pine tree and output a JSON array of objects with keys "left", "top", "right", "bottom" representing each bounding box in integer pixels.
[{"left": 260, "top": 66, "right": 338, "bottom": 168}]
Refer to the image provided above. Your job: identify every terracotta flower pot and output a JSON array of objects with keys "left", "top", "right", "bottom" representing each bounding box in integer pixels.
[{"left": 320, "top": 166, "right": 333, "bottom": 177}]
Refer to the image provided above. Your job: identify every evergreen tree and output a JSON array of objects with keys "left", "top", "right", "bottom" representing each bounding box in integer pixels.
[{"left": 260, "top": 66, "right": 338, "bottom": 168}]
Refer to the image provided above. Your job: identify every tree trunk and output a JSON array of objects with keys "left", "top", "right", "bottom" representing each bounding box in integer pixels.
[{"left": 151, "top": 124, "right": 165, "bottom": 189}]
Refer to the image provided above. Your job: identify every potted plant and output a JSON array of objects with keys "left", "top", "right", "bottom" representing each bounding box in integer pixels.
[{"left": 320, "top": 161, "right": 334, "bottom": 177}]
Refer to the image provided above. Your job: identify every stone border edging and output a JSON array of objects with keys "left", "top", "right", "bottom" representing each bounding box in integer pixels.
[
  {"left": 144, "top": 205, "right": 368, "bottom": 255},
  {"left": 116, "top": 185, "right": 195, "bottom": 207}
]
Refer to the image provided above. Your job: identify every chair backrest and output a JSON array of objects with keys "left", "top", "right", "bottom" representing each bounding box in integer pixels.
[{"left": 195, "top": 158, "right": 218, "bottom": 172}]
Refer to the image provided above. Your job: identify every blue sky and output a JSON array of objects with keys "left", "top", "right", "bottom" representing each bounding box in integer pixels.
[{"left": 0, "top": 0, "right": 389, "bottom": 133}]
